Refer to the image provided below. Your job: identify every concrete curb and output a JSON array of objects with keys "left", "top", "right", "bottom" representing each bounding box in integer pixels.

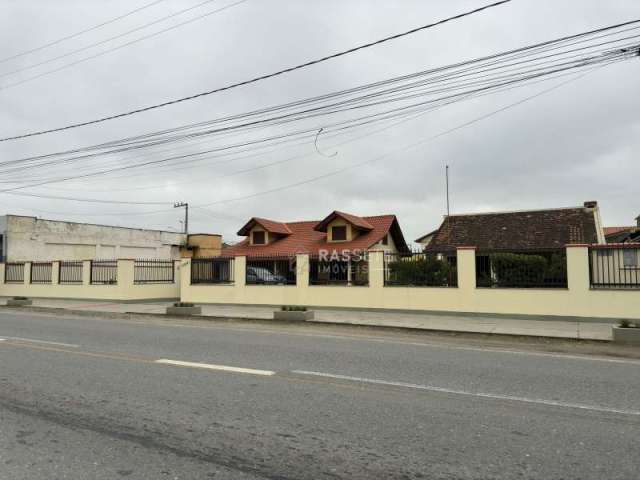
[{"left": 0, "top": 305, "right": 611, "bottom": 344}]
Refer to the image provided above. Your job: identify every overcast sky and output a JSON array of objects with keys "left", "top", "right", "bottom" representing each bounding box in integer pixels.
[{"left": 0, "top": 0, "right": 638, "bottom": 244}]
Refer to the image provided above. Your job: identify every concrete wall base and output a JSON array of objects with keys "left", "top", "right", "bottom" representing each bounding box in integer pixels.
[
  {"left": 273, "top": 310, "right": 315, "bottom": 322},
  {"left": 612, "top": 326, "right": 640, "bottom": 345},
  {"left": 166, "top": 306, "right": 202, "bottom": 316}
]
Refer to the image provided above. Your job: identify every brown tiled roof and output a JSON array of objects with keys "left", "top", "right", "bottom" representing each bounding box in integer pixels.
[
  {"left": 314, "top": 211, "right": 374, "bottom": 232},
  {"left": 603, "top": 226, "right": 633, "bottom": 236},
  {"left": 237, "top": 217, "right": 292, "bottom": 236},
  {"left": 424, "top": 207, "right": 599, "bottom": 251},
  {"left": 224, "top": 214, "right": 408, "bottom": 257}
]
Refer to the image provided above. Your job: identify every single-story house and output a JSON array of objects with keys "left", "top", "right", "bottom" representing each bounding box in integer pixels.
[{"left": 417, "top": 201, "right": 605, "bottom": 253}]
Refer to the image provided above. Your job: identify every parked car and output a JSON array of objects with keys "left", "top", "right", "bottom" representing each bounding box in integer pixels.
[{"left": 246, "top": 266, "right": 288, "bottom": 284}]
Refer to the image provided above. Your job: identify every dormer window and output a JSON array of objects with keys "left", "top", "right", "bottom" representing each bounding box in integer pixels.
[
  {"left": 331, "top": 225, "right": 347, "bottom": 241},
  {"left": 252, "top": 231, "right": 266, "bottom": 245}
]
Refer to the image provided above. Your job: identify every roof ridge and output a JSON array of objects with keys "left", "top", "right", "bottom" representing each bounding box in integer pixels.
[{"left": 446, "top": 206, "right": 588, "bottom": 217}]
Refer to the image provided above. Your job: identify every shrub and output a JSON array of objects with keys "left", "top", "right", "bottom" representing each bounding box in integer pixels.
[
  {"left": 489, "top": 253, "right": 547, "bottom": 287},
  {"left": 173, "top": 302, "right": 195, "bottom": 307},
  {"left": 281, "top": 305, "right": 307, "bottom": 311},
  {"left": 13, "top": 296, "right": 28, "bottom": 300},
  {"left": 618, "top": 319, "right": 637, "bottom": 328},
  {"left": 388, "top": 256, "right": 453, "bottom": 286}
]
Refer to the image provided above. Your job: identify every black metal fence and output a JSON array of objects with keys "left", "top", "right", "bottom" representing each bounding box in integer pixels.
[
  {"left": 134, "top": 259, "right": 175, "bottom": 284},
  {"left": 191, "top": 257, "right": 234, "bottom": 284},
  {"left": 90, "top": 260, "right": 118, "bottom": 285},
  {"left": 476, "top": 249, "right": 568, "bottom": 288},
  {"left": 4, "top": 262, "right": 24, "bottom": 283},
  {"left": 589, "top": 246, "right": 640, "bottom": 289},
  {"left": 59, "top": 261, "right": 83, "bottom": 284},
  {"left": 384, "top": 250, "right": 457, "bottom": 287},
  {"left": 30, "top": 262, "right": 52, "bottom": 284},
  {"left": 246, "top": 256, "right": 296, "bottom": 285},
  {"left": 309, "top": 254, "right": 369, "bottom": 286}
]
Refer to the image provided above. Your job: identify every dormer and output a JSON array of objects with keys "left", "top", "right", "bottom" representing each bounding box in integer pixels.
[
  {"left": 237, "top": 218, "right": 292, "bottom": 246},
  {"left": 314, "top": 211, "right": 374, "bottom": 243}
]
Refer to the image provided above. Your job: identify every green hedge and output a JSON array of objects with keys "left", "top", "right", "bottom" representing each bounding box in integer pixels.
[
  {"left": 388, "top": 256, "right": 455, "bottom": 286},
  {"left": 488, "top": 252, "right": 567, "bottom": 287}
]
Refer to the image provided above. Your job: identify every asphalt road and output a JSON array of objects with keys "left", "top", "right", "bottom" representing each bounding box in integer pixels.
[{"left": 0, "top": 310, "right": 638, "bottom": 479}]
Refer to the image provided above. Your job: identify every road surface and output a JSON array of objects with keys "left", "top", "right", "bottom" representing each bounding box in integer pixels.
[{"left": 0, "top": 310, "right": 638, "bottom": 479}]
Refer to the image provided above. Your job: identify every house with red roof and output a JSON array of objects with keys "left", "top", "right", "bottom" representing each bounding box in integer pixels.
[
  {"left": 220, "top": 211, "right": 409, "bottom": 286},
  {"left": 224, "top": 210, "right": 409, "bottom": 258}
]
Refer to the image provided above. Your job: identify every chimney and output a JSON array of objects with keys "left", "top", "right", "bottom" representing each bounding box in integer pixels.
[{"left": 583, "top": 200, "right": 598, "bottom": 209}]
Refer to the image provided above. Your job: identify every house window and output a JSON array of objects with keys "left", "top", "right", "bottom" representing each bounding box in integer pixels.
[
  {"left": 623, "top": 249, "right": 638, "bottom": 268},
  {"left": 252, "top": 231, "right": 266, "bottom": 245},
  {"left": 381, "top": 234, "right": 388, "bottom": 246},
  {"left": 331, "top": 226, "right": 347, "bottom": 241}
]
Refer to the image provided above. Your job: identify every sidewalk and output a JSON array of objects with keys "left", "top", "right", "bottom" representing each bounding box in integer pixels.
[{"left": 1, "top": 298, "right": 615, "bottom": 341}]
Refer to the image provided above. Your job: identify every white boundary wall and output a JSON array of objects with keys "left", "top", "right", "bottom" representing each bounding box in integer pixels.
[
  {"left": 0, "top": 259, "right": 180, "bottom": 301},
  {"left": 181, "top": 246, "right": 640, "bottom": 320}
]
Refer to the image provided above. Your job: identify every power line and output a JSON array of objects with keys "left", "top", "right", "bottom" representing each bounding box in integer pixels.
[
  {"left": 3, "top": 21, "right": 635, "bottom": 176},
  {"left": 0, "top": 0, "right": 168, "bottom": 64},
  {"left": 0, "top": 0, "right": 221, "bottom": 79},
  {"left": 0, "top": 0, "right": 249, "bottom": 92},
  {"left": 193, "top": 67, "right": 606, "bottom": 208},
  {"left": 2, "top": 42, "right": 632, "bottom": 190},
  {"left": 0, "top": 0, "right": 512, "bottom": 142}
]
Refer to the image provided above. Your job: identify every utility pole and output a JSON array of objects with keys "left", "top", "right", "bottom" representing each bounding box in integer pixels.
[
  {"left": 445, "top": 165, "right": 450, "bottom": 216},
  {"left": 173, "top": 202, "right": 188, "bottom": 235}
]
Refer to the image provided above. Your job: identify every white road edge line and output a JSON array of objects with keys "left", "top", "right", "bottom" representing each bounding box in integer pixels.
[
  {"left": 293, "top": 370, "right": 640, "bottom": 417},
  {"left": 4, "top": 336, "right": 80, "bottom": 348},
  {"left": 155, "top": 359, "right": 275, "bottom": 376}
]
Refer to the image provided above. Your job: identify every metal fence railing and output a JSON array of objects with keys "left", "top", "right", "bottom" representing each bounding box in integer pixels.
[
  {"left": 30, "top": 262, "right": 52, "bottom": 284},
  {"left": 59, "top": 261, "right": 83, "bottom": 284},
  {"left": 309, "top": 253, "right": 369, "bottom": 286},
  {"left": 90, "top": 260, "right": 118, "bottom": 285},
  {"left": 191, "top": 257, "right": 234, "bottom": 284},
  {"left": 384, "top": 250, "right": 457, "bottom": 287},
  {"left": 475, "top": 249, "right": 568, "bottom": 288},
  {"left": 246, "top": 256, "right": 296, "bottom": 285},
  {"left": 589, "top": 245, "right": 640, "bottom": 289},
  {"left": 4, "top": 262, "right": 24, "bottom": 283},
  {"left": 134, "top": 259, "right": 174, "bottom": 284}
]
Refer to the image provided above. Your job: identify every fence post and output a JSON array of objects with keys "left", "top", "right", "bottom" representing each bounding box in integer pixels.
[
  {"left": 566, "top": 244, "right": 590, "bottom": 292},
  {"left": 52, "top": 261, "right": 60, "bottom": 285},
  {"left": 117, "top": 259, "right": 134, "bottom": 288},
  {"left": 82, "top": 260, "right": 91, "bottom": 285},
  {"left": 456, "top": 247, "right": 476, "bottom": 291},
  {"left": 24, "top": 262, "right": 31, "bottom": 285},
  {"left": 235, "top": 256, "right": 246, "bottom": 286},
  {"left": 368, "top": 250, "right": 384, "bottom": 288},
  {"left": 296, "top": 254, "right": 309, "bottom": 288},
  {"left": 173, "top": 260, "right": 180, "bottom": 285},
  {"left": 179, "top": 259, "right": 190, "bottom": 301}
]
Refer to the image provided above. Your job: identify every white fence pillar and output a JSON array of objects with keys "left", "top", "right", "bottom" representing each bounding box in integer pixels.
[
  {"left": 296, "top": 254, "right": 309, "bottom": 288},
  {"left": 24, "top": 262, "right": 31, "bottom": 285},
  {"left": 235, "top": 256, "right": 246, "bottom": 286},
  {"left": 368, "top": 250, "right": 384, "bottom": 289},
  {"left": 51, "top": 261, "right": 60, "bottom": 285},
  {"left": 566, "top": 244, "right": 590, "bottom": 292},
  {"left": 82, "top": 260, "right": 91, "bottom": 285},
  {"left": 456, "top": 247, "right": 476, "bottom": 292}
]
